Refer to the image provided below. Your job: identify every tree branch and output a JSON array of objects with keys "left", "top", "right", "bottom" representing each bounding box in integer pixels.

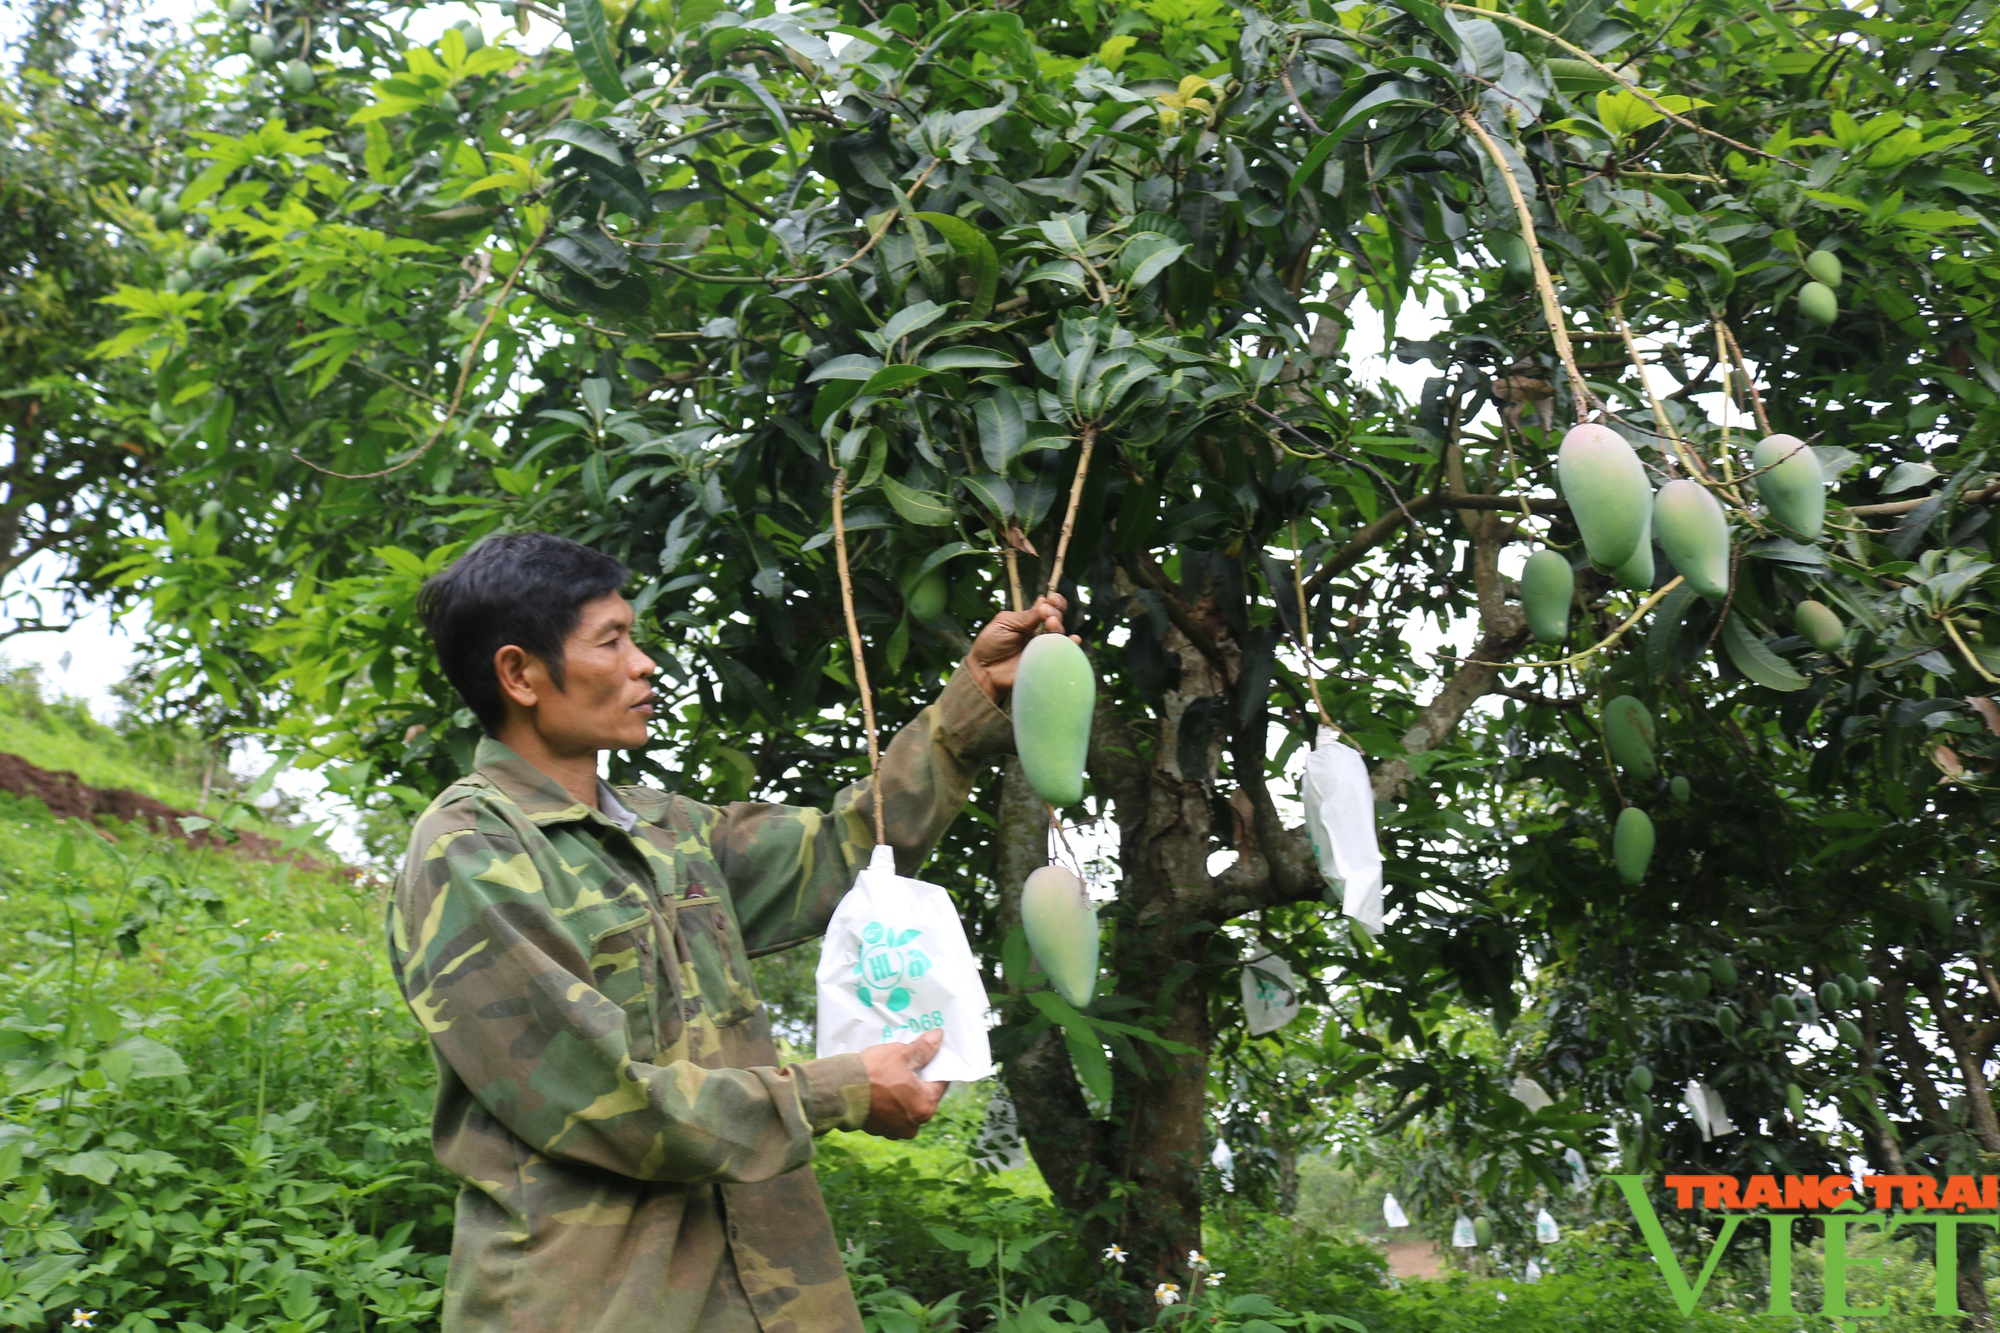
[{"left": 1303, "top": 492, "right": 1563, "bottom": 596}]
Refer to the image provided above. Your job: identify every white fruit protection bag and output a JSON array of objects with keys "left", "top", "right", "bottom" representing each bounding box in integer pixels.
[
  {"left": 1300, "top": 726, "right": 1384, "bottom": 935},
  {"left": 816, "top": 844, "right": 993, "bottom": 1082}
]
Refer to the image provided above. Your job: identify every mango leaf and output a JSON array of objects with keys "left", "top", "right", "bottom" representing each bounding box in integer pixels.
[
  {"left": 1287, "top": 74, "right": 1403, "bottom": 198},
  {"left": 975, "top": 390, "right": 1026, "bottom": 471},
  {"left": 1061, "top": 1022, "right": 1115, "bottom": 1114},
  {"left": 924, "top": 346, "right": 1019, "bottom": 372},
  {"left": 806, "top": 353, "right": 884, "bottom": 382},
  {"left": 1119, "top": 233, "right": 1187, "bottom": 288},
  {"left": 858, "top": 364, "right": 933, "bottom": 395},
  {"left": 563, "top": 0, "right": 628, "bottom": 104},
  {"left": 537, "top": 119, "right": 626, "bottom": 166},
  {"left": 907, "top": 541, "right": 980, "bottom": 590},
  {"left": 959, "top": 473, "right": 1015, "bottom": 520},
  {"left": 883, "top": 477, "right": 955, "bottom": 526},
  {"left": 911, "top": 211, "right": 1000, "bottom": 318},
  {"left": 1722, "top": 615, "right": 1810, "bottom": 691}
]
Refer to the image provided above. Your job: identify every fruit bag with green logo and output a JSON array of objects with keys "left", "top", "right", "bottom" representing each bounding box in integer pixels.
[{"left": 816, "top": 844, "right": 993, "bottom": 1081}]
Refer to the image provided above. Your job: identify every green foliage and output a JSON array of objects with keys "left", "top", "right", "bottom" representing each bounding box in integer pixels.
[
  {"left": 0, "top": 787, "right": 453, "bottom": 1331},
  {"left": 11, "top": 0, "right": 2000, "bottom": 1293}
]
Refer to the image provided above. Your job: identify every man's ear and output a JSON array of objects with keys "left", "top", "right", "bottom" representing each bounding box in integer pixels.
[{"left": 494, "top": 644, "right": 541, "bottom": 709}]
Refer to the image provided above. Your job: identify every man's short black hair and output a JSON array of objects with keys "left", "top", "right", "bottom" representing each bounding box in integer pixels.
[{"left": 416, "top": 532, "right": 629, "bottom": 734}]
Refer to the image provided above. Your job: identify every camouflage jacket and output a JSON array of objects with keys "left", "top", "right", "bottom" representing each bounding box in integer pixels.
[{"left": 388, "top": 668, "right": 1013, "bottom": 1333}]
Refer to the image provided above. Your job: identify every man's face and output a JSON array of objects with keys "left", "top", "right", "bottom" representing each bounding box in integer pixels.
[{"left": 523, "top": 593, "right": 658, "bottom": 752}]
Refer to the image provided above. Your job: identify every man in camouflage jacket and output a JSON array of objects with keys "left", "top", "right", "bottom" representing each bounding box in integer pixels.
[{"left": 389, "top": 533, "right": 1067, "bottom": 1333}]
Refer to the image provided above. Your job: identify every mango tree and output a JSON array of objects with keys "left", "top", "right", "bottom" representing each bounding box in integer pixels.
[{"left": 48, "top": 0, "right": 2000, "bottom": 1309}]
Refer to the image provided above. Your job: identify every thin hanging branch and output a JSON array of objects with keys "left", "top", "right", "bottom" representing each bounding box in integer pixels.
[
  {"left": 1456, "top": 112, "right": 1594, "bottom": 420},
  {"left": 1607, "top": 301, "right": 1699, "bottom": 480},
  {"left": 295, "top": 228, "right": 548, "bottom": 480},
  {"left": 1507, "top": 576, "right": 1686, "bottom": 671},
  {"left": 1290, "top": 521, "right": 1335, "bottom": 730},
  {"left": 1716, "top": 319, "right": 1773, "bottom": 438},
  {"left": 1043, "top": 423, "right": 1097, "bottom": 598},
  {"left": 831, "top": 469, "right": 888, "bottom": 846}
]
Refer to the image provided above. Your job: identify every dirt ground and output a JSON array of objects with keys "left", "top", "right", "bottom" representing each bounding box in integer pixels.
[
  {"left": 0, "top": 750, "right": 325, "bottom": 867},
  {"left": 1384, "top": 1238, "right": 1446, "bottom": 1280}
]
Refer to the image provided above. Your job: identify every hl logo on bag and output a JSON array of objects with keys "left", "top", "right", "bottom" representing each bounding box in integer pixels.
[{"left": 854, "top": 922, "right": 946, "bottom": 1040}]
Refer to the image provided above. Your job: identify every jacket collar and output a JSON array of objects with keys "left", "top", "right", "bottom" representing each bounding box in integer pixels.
[{"left": 473, "top": 736, "right": 665, "bottom": 830}]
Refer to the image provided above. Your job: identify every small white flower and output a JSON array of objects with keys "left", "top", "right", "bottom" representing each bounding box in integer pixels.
[
  {"left": 232, "top": 918, "right": 249, "bottom": 928},
  {"left": 260, "top": 930, "right": 282, "bottom": 942},
  {"left": 316, "top": 959, "right": 329, "bottom": 969},
  {"left": 366, "top": 1007, "right": 383, "bottom": 1017},
  {"left": 1205, "top": 1271, "right": 1224, "bottom": 1287},
  {"left": 71, "top": 1311, "right": 97, "bottom": 1329},
  {"left": 1187, "top": 1249, "right": 1207, "bottom": 1269},
  {"left": 1102, "top": 1244, "right": 1127, "bottom": 1263},
  {"left": 1154, "top": 1283, "right": 1181, "bottom": 1307}
]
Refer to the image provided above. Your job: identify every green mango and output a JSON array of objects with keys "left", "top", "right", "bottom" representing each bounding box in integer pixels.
[
  {"left": 1836, "top": 1018, "right": 1864, "bottom": 1047},
  {"left": 1855, "top": 979, "right": 1877, "bottom": 1003},
  {"left": 1817, "top": 981, "right": 1842, "bottom": 1012},
  {"left": 1011, "top": 633, "right": 1095, "bottom": 807},
  {"left": 1633, "top": 1090, "right": 1654, "bottom": 1118},
  {"left": 1020, "top": 864, "right": 1098, "bottom": 1007},
  {"left": 1752, "top": 433, "right": 1825, "bottom": 539},
  {"left": 1786, "top": 1083, "right": 1805, "bottom": 1119},
  {"left": 156, "top": 201, "right": 183, "bottom": 228},
  {"left": 1613, "top": 806, "right": 1654, "bottom": 884},
  {"left": 137, "top": 185, "right": 160, "bottom": 213},
  {"left": 1613, "top": 514, "right": 1655, "bottom": 590},
  {"left": 1837, "top": 973, "right": 1858, "bottom": 1001},
  {"left": 1473, "top": 1216, "right": 1493, "bottom": 1248},
  {"left": 1558, "top": 424, "right": 1652, "bottom": 570},
  {"left": 458, "top": 21, "right": 486, "bottom": 51},
  {"left": 165, "top": 270, "right": 193, "bottom": 294},
  {"left": 1771, "top": 993, "right": 1798, "bottom": 1023},
  {"left": 248, "top": 31, "right": 276, "bottom": 62},
  {"left": 1793, "top": 599, "right": 1844, "bottom": 653},
  {"left": 1629, "top": 1062, "right": 1654, "bottom": 1093},
  {"left": 1654, "top": 479, "right": 1731, "bottom": 600},
  {"left": 1520, "top": 549, "right": 1574, "bottom": 643},
  {"left": 188, "top": 242, "right": 220, "bottom": 272},
  {"left": 283, "top": 59, "right": 316, "bottom": 93},
  {"left": 1602, "top": 695, "right": 1657, "bottom": 780},
  {"left": 1710, "top": 955, "right": 1737, "bottom": 989},
  {"left": 1798, "top": 280, "right": 1838, "bottom": 326},
  {"left": 1715, "top": 1005, "right": 1739, "bottom": 1038},
  {"left": 1670, "top": 775, "right": 1690, "bottom": 803},
  {"left": 227, "top": 0, "right": 252, "bottom": 16},
  {"left": 1804, "top": 249, "right": 1843, "bottom": 289},
  {"left": 906, "top": 570, "right": 947, "bottom": 623}
]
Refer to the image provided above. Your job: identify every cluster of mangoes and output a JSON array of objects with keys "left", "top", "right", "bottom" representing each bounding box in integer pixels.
[
  {"left": 1528, "top": 418, "right": 1843, "bottom": 885},
  {"left": 1538, "top": 420, "right": 1828, "bottom": 628},
  {"left": 1798, "top": 248, "right": 1842, "bottom": 328},
  {"left": 225, "top": 0, "right": 316, "bottom": 93}
]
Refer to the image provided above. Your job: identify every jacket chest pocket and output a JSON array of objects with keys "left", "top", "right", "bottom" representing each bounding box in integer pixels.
[
  {"left": 671, "top": 873, "right": 761, "bottom": 1029},
  {"left": 587, "top": 912, "right": 661, "bottom": 1064}
]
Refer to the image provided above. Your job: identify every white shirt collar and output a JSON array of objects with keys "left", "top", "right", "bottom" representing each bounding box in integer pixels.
[{"left": 596, "top": 781, "right": 638, "bottom": 833}]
